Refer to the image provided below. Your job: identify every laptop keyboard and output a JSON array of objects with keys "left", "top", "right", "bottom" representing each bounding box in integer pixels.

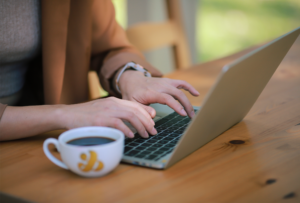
[{"left": 124, "top": 111, "right": 196, "bottom": 161}]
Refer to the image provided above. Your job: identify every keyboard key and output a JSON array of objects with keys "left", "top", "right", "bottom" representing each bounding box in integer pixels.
[
  {"left": 164, "top": 120, "right": 173, "bottom": 128},
  {"left": 164, "top": 143, "right": 176, "bottom": 147},
  {"left": 174, "top": 119, "right": 184, "bottom": 122},
  {"left": 155, "top": 133, "right": 168, "bottom": 139},
  {"left": 157, "top": 140, "right": 169, "bottom": 144},
  {"left": 128, "top": 142, "right": 140, "bottom": 147},
  {"left": 135, "top": 146, "right": 146, "bottom": 151},
  {"left": 144, "top": 147, "right": 158, "bottom": 152},
  {"left": 156, "top": 149, "right": 168, "bottom": 155},
  {"left": 156, "top": 128, "right": 164, "bottom": 133},
  {"left": 158, "top": 124, "right": 169, "bottom": 129},
  {"left": 181, "top": 125, "right": 189, "bottom": 129},
  {"left": 134, "top": 139, "right": 147, "bottom": 143},
  {"left": 124, "top": 146, "right": 134, "bottom": 152},
  {"left": 139, "top": 151, "right": 151, "bottom": 156},
  {"left": 125, "top": 139, "right": 135, "bottom": 144},
  {"left": 125, "top": 150, "right": 140, "bottom": 156},
  {"left": 152, "top": 151, "right": 163, "bottom": 155},
  {"left": 157, "top": 132, "right": 169, "bottom": 136},
  {"left": 172, "top": 123, "right": 182, "bottom": 129},
  {"left": 163, "top": 130, "right": 175, "bottom": 133},
  {"left": 162, "top": 137, "right": 174, "bottom": 141},
  {"left": 165, "top": 113, "right": 177, "bottom": 118},
  {"left": 176, "top": 129, "right": 185, "bottom": 133},
  {"left": 133, "top": 133, "right": 143, "bottom": 138},
  {"left": 179, "top": 120, "right": 190, "bottom": 124},
  {"left": 155, "top": 118, "right": 169, "bottom": 126},
  {"left": 149, "top": 136, "right": 163, "bottom": 141},
  {"left": 160, "top": 147, "right": 170, "bottom": 151},
  {"left": 167, "top": 148, "right": 174, "bottom": 153},
  {"left": 168, "top": 134, "right": 180, "bottom": 138},
  {"left": 167, "top": 127, "right": 179, "bottom": 130},
  {"left": 147, "top": 140, "right": 158, "bottom": 143},
  {"left": 145, "top": 155, "right": 158, "bottom": 160},
  {"left": 140, "top": 143, "right": 152, "bottom": 147},
  {"left": 151, "top": 143, "right": 164, "bottom": 148},
  {"left": 135, "top": 154, "right": 146, "bottom": 158},
  {"left": 156, "top": 129, "right": 165, "bottom": 133}
]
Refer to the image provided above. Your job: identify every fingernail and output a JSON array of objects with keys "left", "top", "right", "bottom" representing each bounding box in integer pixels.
[
  {"left": 129, "top": 131, "right": 134, "bottom": 138},
  {"left": 151, "top": 119, "right": 155, "bottom": 125},
  {"left": 181, "top": 109, "right": 187, "bottom": 116},
  {"left": 144, "top": 131, "right": 149, "bottom": 138},
  {"left": 152, "top": 127, "right": 157, "bottom": 135},
  {"left": 190, "top": 110, "right": 195, "bottom": 118}
]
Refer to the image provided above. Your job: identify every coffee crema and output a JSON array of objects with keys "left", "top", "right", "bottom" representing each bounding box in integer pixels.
[{"left": 67, "top": 137, "right": 115, "bottom": 146}]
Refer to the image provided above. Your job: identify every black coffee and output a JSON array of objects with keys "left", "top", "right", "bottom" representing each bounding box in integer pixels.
[{"left": 67, "top": 136, "right": 115, "bottom": 146}]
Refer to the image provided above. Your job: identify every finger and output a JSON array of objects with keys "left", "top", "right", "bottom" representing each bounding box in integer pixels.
[
  {"left": 122, "top": 95, "right": 154, "bottom": 119},
  {"left": 163, "top": 87, "right": 195, "bottom": 118},
  {"left": 101, "top": 118, "right": 135, "bottom": 138},
  {"left": 122, "top": 99, "right": 154, "bottom": 122},
  {"left": 137, "top": 103, "right": 156, "bottom": 119},
  {"left": 154, "top": 93, "right": 188, "bottom": 117},
  {"left": 128, "top": 107, "right": 157, "bottom": 136},
  {"left": 170, "top": 79, "right": 200, "bottom": 96},
  {"left": 121, "top": 101, "right": 157, "bottom": 135},
  {"left": 116, "top": 110, "right": 151, "bottom": 138}
]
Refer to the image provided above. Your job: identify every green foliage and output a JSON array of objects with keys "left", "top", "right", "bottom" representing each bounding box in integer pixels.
[{"left": 197, "top": 0, "right": 300, "bottom": 62}]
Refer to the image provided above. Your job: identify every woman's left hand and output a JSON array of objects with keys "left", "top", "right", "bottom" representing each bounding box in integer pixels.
[{"left": 118, "top": 70, "right": 200, "bottom": 118}]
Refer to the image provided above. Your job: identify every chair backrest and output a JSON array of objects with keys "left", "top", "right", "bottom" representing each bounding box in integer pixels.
[
  {"left": 126, "top": 0, "right": 191, "bottom": 70},
  {"left": 88, "top": 71, "right": 108, "bottom": 100}
]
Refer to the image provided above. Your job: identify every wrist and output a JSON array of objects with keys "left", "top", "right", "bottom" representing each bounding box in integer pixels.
[
  {"left": 51, "top": 104, "right": 68, "bottom": 130},
  {"left": 112, "top": 67, "right": 124, "bottom": 96},
  {"left": 113, "top": 62, "right": 151, "bottom": 94},
  {"left": 119, "top": 70, "right": 144, "bottom": 92}
]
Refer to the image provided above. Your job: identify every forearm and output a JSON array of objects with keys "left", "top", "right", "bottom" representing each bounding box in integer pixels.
[{"left": 0, "top": 105, "right": 65, "bottom": 141}]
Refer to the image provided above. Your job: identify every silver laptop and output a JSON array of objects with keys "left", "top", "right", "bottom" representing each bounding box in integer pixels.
[{"left": 122, "top": 27, "right": 300, "bottom": 169}]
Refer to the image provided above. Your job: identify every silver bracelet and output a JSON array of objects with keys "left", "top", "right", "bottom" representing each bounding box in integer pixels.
[{"left": 115, "top": 62, "right": 151, "bottom": 93}]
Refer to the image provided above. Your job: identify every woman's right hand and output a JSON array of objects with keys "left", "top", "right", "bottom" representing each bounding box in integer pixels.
[{"left": 60, "top": 97, "right": 157, "bottom": 138}]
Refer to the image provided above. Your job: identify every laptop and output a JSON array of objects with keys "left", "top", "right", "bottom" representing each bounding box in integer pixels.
[{"left": 121, "top": 27, "right": 300, "bottom": 169}]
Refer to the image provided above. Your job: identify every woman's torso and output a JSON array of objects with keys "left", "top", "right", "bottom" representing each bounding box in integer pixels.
[{"left": 0, "top": 0, "right": 41, "bottom": 105}]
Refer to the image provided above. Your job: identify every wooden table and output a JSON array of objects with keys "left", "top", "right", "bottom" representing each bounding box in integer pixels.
[{"left": 1, "top": 36, "right": 300, "bottom": 203}]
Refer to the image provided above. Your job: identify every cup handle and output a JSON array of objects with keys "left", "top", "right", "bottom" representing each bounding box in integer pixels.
[{"left": 43, "top": 138, "right": 68, "bottom": 170}]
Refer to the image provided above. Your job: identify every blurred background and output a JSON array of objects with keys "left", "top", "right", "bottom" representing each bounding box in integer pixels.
[{"left": 112, "top": 0, "right": 300, "bottom": 74}]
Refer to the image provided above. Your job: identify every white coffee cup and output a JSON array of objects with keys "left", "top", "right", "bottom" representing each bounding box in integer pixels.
[{"left": 43, "top": 126, "right": 124, "bottom": 178}]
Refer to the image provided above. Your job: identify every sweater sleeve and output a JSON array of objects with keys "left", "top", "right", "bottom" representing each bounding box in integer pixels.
[
  {"left": 90, "top": 0, "right": 163, "bottom": 97},
  {"left": 0, "top": 103, "right": 8, "bottom": 123}
]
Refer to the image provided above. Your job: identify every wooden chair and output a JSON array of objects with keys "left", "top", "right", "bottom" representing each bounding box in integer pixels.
[
  {"left": 88, "top": 71, "right": 108, "bottom": 100},
  {"left": 126, "top": 0, "right": 191, "bottom": 70},
  {"left": 88, "top": 0, "right": 191, "bottom": 99}
]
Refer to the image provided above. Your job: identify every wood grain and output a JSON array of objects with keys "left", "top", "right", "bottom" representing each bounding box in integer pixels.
[{"left": 0, "top": 36, "right": 299, "bottom": 203}]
